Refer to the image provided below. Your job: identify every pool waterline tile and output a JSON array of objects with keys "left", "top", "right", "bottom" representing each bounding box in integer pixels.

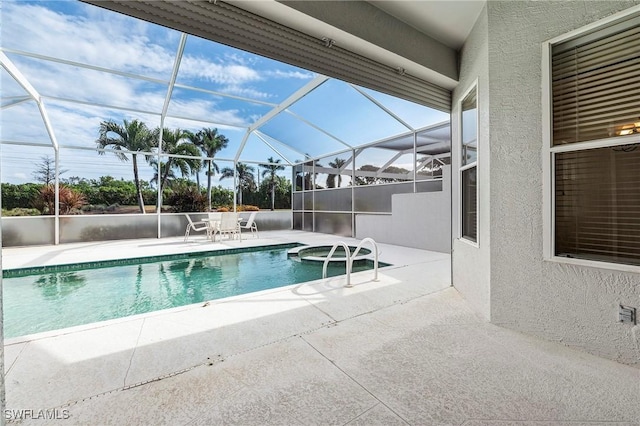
[{"left": 2, "top": 242, "right": 303, "bottom": 278}]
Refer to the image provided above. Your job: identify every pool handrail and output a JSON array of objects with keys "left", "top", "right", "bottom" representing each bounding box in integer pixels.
[
  {"left": 322, "top": 242, "right": 352, "bottom": 287},
  {"left": 349, "top": 237, "right": 379, "bottom": 284},
  {"left": 322, "top": 238, "right": 380, "bottom": 288}
]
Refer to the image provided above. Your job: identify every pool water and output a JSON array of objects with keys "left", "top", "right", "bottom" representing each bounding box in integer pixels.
[{"left": 2, "top": 246, "right": 382, "bottom": 338}]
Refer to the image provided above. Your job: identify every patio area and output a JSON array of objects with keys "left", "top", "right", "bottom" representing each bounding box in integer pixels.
[{"left": 2, "top": 231, "right": 639, "bottom": 424}]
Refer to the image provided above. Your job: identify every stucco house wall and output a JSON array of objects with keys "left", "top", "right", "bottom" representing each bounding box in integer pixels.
[
  {"left": 454, "top": 0, "right": 640, "bottom": 366},
  {"left": 451, "top": 6, "right": 492, "bottom": 320}
]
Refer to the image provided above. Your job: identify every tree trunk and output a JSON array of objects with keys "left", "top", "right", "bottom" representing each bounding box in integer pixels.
[
  {"left": 132, "top": 154, "right": 145, "bottom": 214},
  {"left": 160, "top": 158, "right": 173, "bottom": 193},
  {"left": 196, "top": 171, "right": 200, "bottom": 190},
  {"left": 206, "top": 160, "right": 212, "bottom": 211},
  {"left": 271, "top": 184, "right": 275, "bottom": 211}
]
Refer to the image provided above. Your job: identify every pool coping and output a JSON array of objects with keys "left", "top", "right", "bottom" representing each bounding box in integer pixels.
[
  {"left": 286, "top": 244, "right": 374, "bottom": 263},
  {"left": 2, "top": 265, "right": 394, "bottom": 346},
  {"left": 2, "top": 240, "right": 394, "bottom": 342}
]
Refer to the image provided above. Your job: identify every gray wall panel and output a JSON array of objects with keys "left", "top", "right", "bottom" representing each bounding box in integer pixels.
[
  {"left": 353, "top": 183, "right": 413, "bottom": 212},
  {"left": 293, "top": 212, "right": 303, "bottom": 230},
  {"left": 238, "top": 211, "right": 291, "bottom": 231},
  {"left": 1, "top": 216, "right": 55, "bottom": 247},
  {"left": 303, "top": 213, "right": 313, "bottom": 232},
  {"left": 293, "top": 193, "right": 303, "bottom": 210},
  {"left": 303, "top": 192, "right": 313, "bottom": 210},
  {"left": 314, "top": 213, "right": 352, "bottom": 237},
  {"left": 161, "top": 213, "right": 194, "bottom": 238},
  {"left": 3, "top": 211, "right": 292, "bottom": 247},
  {"left": 416, "top": 180, "right": 443, "bottom": 193},
  {"left": 313, "top": 188, "right": 352, "bottom": 212},
  {"left": 60, "top": 215, "right": 158, "bottom": 243}
]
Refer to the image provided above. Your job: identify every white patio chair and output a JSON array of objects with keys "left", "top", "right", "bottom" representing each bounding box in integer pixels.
[
  {"left": 217, "top": 212, "right": 242, "bottom": 242},
  {"left": 206, "top": 212, "right": 222, "bottom": 241},
  {"left": 239, "top": 211, "right": 259, "bottom": 238},
  {"left": 184, "top": 214, "right": 210, "bottom": 242}
]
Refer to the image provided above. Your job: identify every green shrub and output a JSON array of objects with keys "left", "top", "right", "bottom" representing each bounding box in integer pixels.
[
  {"left": 1, "top": 183, "right": 43, "bottom": 210},
  {"left": 1, "top": 207, "right": 41, "bottom": 216},
  {"left": 165, "top": 186, "right": 206, "bottom": 212}
]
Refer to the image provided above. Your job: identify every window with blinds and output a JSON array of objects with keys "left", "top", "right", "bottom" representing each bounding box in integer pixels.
[
  {"left": 555, "top": 145, "right": 640, "bottom": 265},
  {"left": 460, "top": 85, "right": 477, "bottom": 243},
  {"left": 461, "top": 167, "right": 477, "bottom": 242},
  {"left": 552, "top": 15, "right": 640, "bottom": 144},
  {"left": 551, "top": 11, "right": 640, "bottom": 266}
]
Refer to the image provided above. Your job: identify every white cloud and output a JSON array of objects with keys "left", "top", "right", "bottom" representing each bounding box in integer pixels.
[
  {"left": 2, "top": 1, "right": 288, "bottom": 142},
  {"left": 3, "top": 2, "right": 175, "bottom": 78},
  {"left": 168, "top": 98, "right": 249, "bottom": 128},
  {"left": 3, "top": 1, "right": 407, "bottom": 183},
  {"left": 265, "top": 70, "right": 315, "bottom": 80},
  {"left": 179, "top": 57, "right": 261, "bottom": 86}
]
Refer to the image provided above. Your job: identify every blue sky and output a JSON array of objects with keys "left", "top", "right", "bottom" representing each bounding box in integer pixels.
[{"left": 1, "top": 0, "right": 449, "bottom": 188}]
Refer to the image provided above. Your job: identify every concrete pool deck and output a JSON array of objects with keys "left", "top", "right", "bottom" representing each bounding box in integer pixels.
[{"left": 2, "top": 231, "right": 639, "bottom": 424}]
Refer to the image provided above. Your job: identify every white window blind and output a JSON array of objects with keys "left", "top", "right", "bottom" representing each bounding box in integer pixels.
[
  {"left": 551, "top": 12, "right": 640, "bottom": 266},
  {"left": 555, "top": 145, "right": 640, "bottom": 265},
  {"left": 552, "top": 15, "right": 640, "bottom": 145}
]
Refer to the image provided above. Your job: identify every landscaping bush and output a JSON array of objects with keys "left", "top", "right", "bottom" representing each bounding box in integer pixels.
[
  {"left": 1, "top": 207, "right": 41, "bottom": 216},
  {"left": 33, "top": 185, "right": 86, "bottom": 215},
  {"left": 165, "top": 186, "right": 206, "bottom": 212},
  {"left": 1, "top": 183, "right": 43, "bottom": 210},
  {"left": 214, "top": 205, "right": 259, "bottom": 212}
]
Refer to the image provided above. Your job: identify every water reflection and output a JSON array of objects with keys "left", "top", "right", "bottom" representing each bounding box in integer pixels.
[{"left": 35, "top": 272, "right": 87, "bottom": 299}]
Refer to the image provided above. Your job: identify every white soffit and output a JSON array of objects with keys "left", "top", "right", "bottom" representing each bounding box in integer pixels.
[
  {"left": 225, "top": 0, "right": 459, "bottom": 90},
  {"left": 371, "top": 1, "right": 486, "bottom": 50}
]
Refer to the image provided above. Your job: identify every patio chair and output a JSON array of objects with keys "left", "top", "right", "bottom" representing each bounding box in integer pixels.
[
  {"left": 216, "top": 212, "right": 242, "bottom": 242},
  {"left": 239, "top": 211, "right": 259, "bottom": 238},
  {"left": 205, "top": 212, "right": 223, "bottom": 241},
  {"left": 184, "top": 214, "right": 210, "bottom": 242}
]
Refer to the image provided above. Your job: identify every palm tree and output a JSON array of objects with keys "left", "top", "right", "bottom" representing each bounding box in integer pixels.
[
  {"left": 326, "top": 157, "right": 347, "bottom": 188},
  {"left": 261, "top": 157, "right": 285, "bottom": 210},
  {"left": 220, "top": 162, "right": 255, "bottom": 206},
  {"left": 189, "top": 128, "right": 229, "bottom": 210},
  {"left": 150, "top": 160, "right": 177, "bottom": 189},
  {"left": 158, "top": 128, "right": 201, "bottom": 193},
  {"left": 184, "top": 131, "right": 202, "bottom": 190},
  {"left": 96, "top": 119, "right": 157, "bottom": 213}
]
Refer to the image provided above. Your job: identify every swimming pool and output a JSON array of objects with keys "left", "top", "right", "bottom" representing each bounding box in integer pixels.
[{"left": 2, "top": 243, "right": 385, "bottom": 339}]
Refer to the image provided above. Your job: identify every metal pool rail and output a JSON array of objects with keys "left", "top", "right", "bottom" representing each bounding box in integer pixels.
[{"left": 322, "top": 238, "right": 380, "bottom": 287}]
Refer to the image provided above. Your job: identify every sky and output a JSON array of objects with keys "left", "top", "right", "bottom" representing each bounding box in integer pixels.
[{"left": 0, "top": 0, "right": 449, "bottom": 188}]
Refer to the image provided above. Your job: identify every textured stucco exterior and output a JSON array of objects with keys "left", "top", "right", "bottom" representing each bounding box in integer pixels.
[
  {"left": 454, "top": 1, "right": 640, "bottom": 366},
  {"left": 451, "top": 6, "right": 492, "bottom": 320}
]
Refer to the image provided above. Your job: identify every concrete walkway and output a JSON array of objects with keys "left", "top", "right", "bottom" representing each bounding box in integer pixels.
[{"left": 3, "top": 232, "right": 639, "bottom": 424}]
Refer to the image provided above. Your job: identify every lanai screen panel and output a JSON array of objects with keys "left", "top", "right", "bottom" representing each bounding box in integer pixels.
[
  {"left": 2, "top": 1, "right": 180, "bottom": 80},
  {"left": 287, "top": 79, "right": 410, "bottom": 146}
]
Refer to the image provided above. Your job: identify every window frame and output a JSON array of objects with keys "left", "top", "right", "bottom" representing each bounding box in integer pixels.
[
  {"left": 542, "top": 4, "right": 640, "bottom": 273},
  {"left": 458, "top": 81, "right": 479, "bottom": 247}
]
